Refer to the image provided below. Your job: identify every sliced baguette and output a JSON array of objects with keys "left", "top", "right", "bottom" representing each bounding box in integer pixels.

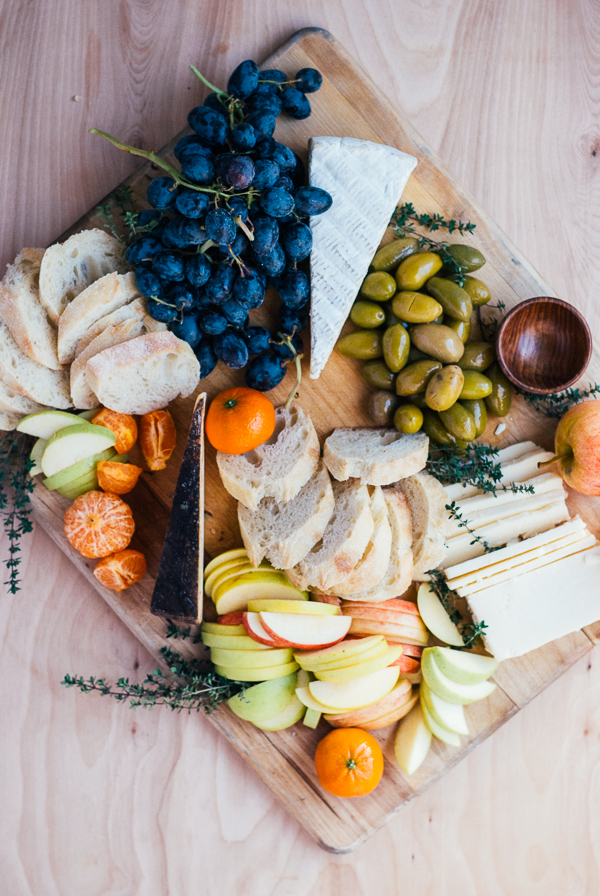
[
  {"left": 217, "top": 404, "right": 320, "bottom": 510},
  {"left": 323, "top": 428, "right": 429, "bottom": 485},
  {"left": 75, "top": 297, "right": 163, "bottom": 356},
  {"left": 340, "top": 488, "right": 413, "bottom": 601},
  {"left": 285, "top": 480, "right": 375, "bottom": 592},
  {"left": 397, "top": 471, "right": 449, "bottom": 579},
  {"left": 238, "top": 461, "right": 335, "bottom": 569},
  {"left": 0, "top": 379, "right": 46, "bottom": 415},
  {"left": 327, "top": 485, "right": 392, "bottom": 596},
  {"left": 0, "top": 410, "right": 23, "bottom": 431},
  {"left": 39, "top": 229, "right": 126, "bottom": 324},
  {"left": 0, "top": 316, "right": 71, "bottom": 408},
  {"left": 0, "top": 249, "right": 61, "bottom": 370},
  {"left": 85, "top": 331, "right": 200, "bottom": 415}
]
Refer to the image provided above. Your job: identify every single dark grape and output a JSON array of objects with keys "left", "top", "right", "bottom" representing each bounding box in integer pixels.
[
  {"left": 277, "top": 212, "right": 296, "bottom": 225},
  {"left": 258, "top": 69, "right": 287, "bottom": 89},
  {"left": 135, "top": 267, "right": 165, "bottom": 298},
  {"left": 245, "top": 352, "right": 286, "bottom": 391},
  {"left": 290, "top": 153, "right": 306, "bottom": 188},
  {"left": 179, "top": 151, "right": 215, "bottom": 185},
  {"left": 260, "top": 187, "right": 295, "bottom": 219},
  {"left": 233, "top": 268, "right": 266, "bottom": 308},
  {"left": 162, "top": 216, "right": 207, "bottom": 249},
  {"left": 194, "top": 290, "right": 215, "bottom": 312},
  {"left": 152, "top": 251, "right": 186, "bottom": 282},
  {"left": 245, "top": 92, "right": 282, "bottom": 116},
  {"left": 171, "top": 312, "right": 202, "bottom": 348},
  {"left": 253, "top": 241, "right": 286, "bottom": 276},
  {"left": 224, "top": 155, "right": 255, "bottom": 189},
  {"left": 205, "top": 208, "right": 236, "bottom": 244},
  {"left": 271, "top": 333, "right": 303, "bottom": 360},
  {"left": 188, "top": 106, "right": 230, "bottom": 144},
  {"left": 136, "top": 209, "right": 164, "bottom": 229},
  {"left": 200, "top": 311, "right": 228, "bottom": 336},
  {"left": 168, "top": 283, "right": 196, "bottom": 310},
  {"left": 251, "top": 216, "right": 279, "bottom": 255},
  {"left": 229, "top": 121, "right": 256, "bottom": 151},
  {"left": 147, "top": 297, "right": 179, "bottom": 323},
  {"left": 293, "top": 186, "right": 333, "bottom": 216},
  {"left": 146, "top": 176, "right": 178, "bottom": 209},
  {"left": 227, "top": 196, "right": 250, "bottom": 223},
  {"left": 213, "top": 152, "right": 236, "bottom": 178},
  {"left": 195, "top": 340, "right": 218, "bottom": 378},
  {"left": 259, "top": 141, "right": 296, "bottom": 172},
  {"left": 281, "top": 87, "right": 311, "bottom": 119},
  {"left": 281, "top": 222, "right": 312, "bottom": 262},
  {"left": 294, "top": 68, "right": 322, "bottom": 93},
  {"left": 220, "top": 230, "right": 248, "bottom": 258},
  {"left": 227, "top": 59, "right": 259, "bottom": 99},
  {"left": 185, "top": 254, "right": 212, "bottom": 288},
  {"left": 274, "top": 175, "right": 293, "bottom": 192},
  {"left": 213, "top": 331, "right": 249, "bottom": 369},
  {"left": 203, "top": 93, "right": 227, "bottom": 113},
  {"left": 126, "top": 236, "right": 162, "bottom": 266},
  {"left": 252, "top": 159, "right": 280, "bottom": 190},
  {"left": 277, "top": 269, "right": 310, "bottom": 308},
  {"left": 174, "top": 136, "right": 211, "bottom": 161},
  {"left": 243, "top": 326, "right": 271, "bottom": 355},
  {"left": 245, "top": 110, "right": 276, "bottom": 141},
  {"left": 175, "top": 188, "right": 211, "bottom": 219},
  {"left": 205, "top": 265, "right": 236, "bottom": 302},
  {"left": 220, "top": 298, "right": 249, "bottom": 328},
  {"left": 279, "top": 304, "right": 309, "bottom": 334}
]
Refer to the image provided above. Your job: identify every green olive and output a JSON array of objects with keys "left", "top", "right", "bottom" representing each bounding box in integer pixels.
[
  {"left": 362, "top": 359, "right": 396, "bottom": 391},
  {"left": 395, "top": 252, "right": 443, "bottom": 291},
  {"left": 445, "top": 317, "right": 471, "bottom": 343},
  {"left": 394, "top": 404, "right": 424, "bottom": 434},
  {"left": 391, "top": 291, "right": 443, "bottom": 324},
  {"left": 426, "top": 277, "right": 473, "bottom": 322},
  {"left": 459, "top": 371, "right": 493, "bottom": 400},
  {"left": 360, "top": 271, "right": 397, "bottom": 302},
  {"left": 396, "top": 359, "right": 442, "bottom": 396},
  {"left": 485, "top": 362, "right": 512, "bottom": 417},
  {"left": 425, "top": 365, "right": 465, "bottom": 412},
  {"left": 462, "top": 275, "right": 491, "bottom": 306},
  {"left": 337, "top": 330, "right": 384, "bottom": 360},
  {"left": 458, "top": 341, "right": 496, "bottom": 372},
  {"left": 461, "top": 398, "right": 487, "bottom": 437},
  {"left": 410, "top": 323, "right": 465, "bottom": 364},
  {"left": 422, "top": 408, "right": 468, "bottom": 448},
  {"left": 382, "top": 300, "right": 403, "bottom": 328},
  {"left": 371, "top": 237, "right": 419, "bottom": 272},
  {"left": 350, "top": 300, "right": 386, "bottom": 329},
  {"left": 445, "top": 244, "right": 486, "bottom": 272},
  {"left": 382, "top": 324, "right": 410, "bottom": 373},
  {"left": 439, "top": 403, "right": 477, "bottom": 441},
  {"left": 368, "top": 391, "right": 399, "bottom": 426}
]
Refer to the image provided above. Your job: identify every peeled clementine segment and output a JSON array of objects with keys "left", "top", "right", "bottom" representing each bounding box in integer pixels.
[
  {"left": 94, "top": 549, "right": 147, "bottom": 592},
  {"left": 64, "top": 490, "right": 135, "bottom": 558},
  {"left": 139, "top": 409, "right": 176, "bottom": 471},
  {"left": 92, "top": 409, "right": 138, "bottom": 454},
  {"left": 97, "top": 461, "right": 143, "bottom": 495},
  {"left": 206, "top": 387, "right": 275, "bottom": 454}
]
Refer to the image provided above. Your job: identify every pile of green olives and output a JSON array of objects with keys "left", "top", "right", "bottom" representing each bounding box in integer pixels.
[{"left": 339, "top": 238, "right": 512, "bottom": 446}]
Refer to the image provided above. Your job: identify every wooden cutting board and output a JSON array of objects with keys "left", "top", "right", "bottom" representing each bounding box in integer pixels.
[{"left": 29, "top": 27, "right": 600, "bottom": 853}]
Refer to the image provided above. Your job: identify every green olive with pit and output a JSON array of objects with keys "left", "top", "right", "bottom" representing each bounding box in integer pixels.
[
  {"left": 395, "top": 252, "right": 443, "bottom": 291},
  {"left": 410, "top": 323, "right": 465, "bottom": 364},
  {"left": 362, "top": 359, "right": 396, "bottom": 391},
  {"left": 368, "top": 391, "right": 399, "bottom": 426},
  {"left": 360, "top": 271, "right": 397, "bottom": 302},
  {"left": 371, "top": 237, "right": 419, "bottom": 272},
  {"left": 445, "top": 244, "right": 486, "bottom": 272},
  {"left": 461, "top": 398, "right": 487, "bottom": 437},
  {"left": 458, "top": 341, "right": 496, "bottom": 372},
  {"left": 425, "top": 365, "right": 465, "bottom": 412},
  {"left": 485, "top": 362, "right": 512, "bottom": 417},
  {"left": 439, "top": 403, "right": 477, "bottom": 441},
  {"left": 337, "top": 330, "right": 384, "bottom": 360},
  {"left": 422, "top": 408, "right": 468, "bottom": 448},
  {"left": 459, "top": 371, "right": 493, "bottom": 400},
  {"left": 396, "top": 359, "right": 442, "bottom": 396},
  {"left": 445, "top": 317, "right": 471, "bottom": 342},
  {"left": 350, "top": 300, "right": 386, "bottom": 329},
  {"left": 462, "top": 275, "right": 491, "bottom": 306},
  {"left": 391, "top": 291, "right": 443, "bottom": 324},
  {"left": 394, "top": 404, "right": 424, "bottom": 434},
  {"left": 425, "top": 277, "right": 473, "bottom": 322},
  {"left": 382, "top": 324, "right": 410, "bottom": 373}
]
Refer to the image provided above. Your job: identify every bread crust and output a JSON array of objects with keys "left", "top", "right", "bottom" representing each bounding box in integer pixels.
[
  {"left": 323, "top": 428, "right": 429, "bottom": 485},
  {"left": 0, "top": 248, "right": 60, "bottom": 370}
]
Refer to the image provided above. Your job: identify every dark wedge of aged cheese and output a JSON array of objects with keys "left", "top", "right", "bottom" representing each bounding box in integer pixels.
[{"left": 151, "top": 393, "right": 206, "bottom": 622}]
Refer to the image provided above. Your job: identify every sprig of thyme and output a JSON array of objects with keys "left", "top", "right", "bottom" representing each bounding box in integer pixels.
[
  {"left": 517, "top": 383, "right": 600, "bottom": 418},
  {"left": 0, "top": 431, "right": 35, "bottom": 593},
  {"left": 165, "top": 620, "right": 203, "bottom": 644},
  {"left": 390, "top": 203, "right": 477, "bottom": 285},
  {"left": 427, "top": 443, "right": 535, "bottom": 496},
  {"left": 426, "top": 569, "right": 488, "bottom": 650},
  {"left": 445, "top": 501, "right": 498, "bottom": 554}
]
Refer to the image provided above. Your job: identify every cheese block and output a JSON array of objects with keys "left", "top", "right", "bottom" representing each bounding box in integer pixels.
[
  {"left": 467, "top": 545, "right": 600, "bottom": 660},
  {"left": 308, "top": 136, "right": 417, "bottom": 379},
  {"left": 444, "top": 446, "right": 555, "bottom": 501}
]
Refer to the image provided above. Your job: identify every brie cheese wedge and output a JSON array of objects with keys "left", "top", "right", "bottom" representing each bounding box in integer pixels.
[{"left": 308, "top": 136, "right": 417, "bottom": 379}]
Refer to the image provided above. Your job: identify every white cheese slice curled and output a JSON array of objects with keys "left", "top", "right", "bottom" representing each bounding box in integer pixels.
[{"left": 308, "top": 136, "right": 417, "bottom": 379}]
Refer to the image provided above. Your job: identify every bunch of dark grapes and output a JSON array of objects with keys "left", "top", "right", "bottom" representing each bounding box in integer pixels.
[{"left": 126, "top": 59, "right": 331, "bottom": 391}]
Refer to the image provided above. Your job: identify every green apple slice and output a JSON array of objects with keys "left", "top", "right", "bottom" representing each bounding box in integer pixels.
[
  {"left": 201, "top": 622, "right": 246, "bottom": 637},
  {"left": 204, "top": 559, "right": 252, "bottom": 597},
  {"left": 253, "top": 694, "right": 306, "bottom": 730},
  {"left": 394, "top": 702, "right": 432, "bottom": 775},
  {"left": 303, "top": 707, "right": 322, "bottom": 729},
  {"left": 17, "top": 410, "right": 82, "bottom": 439},
  {"left": 420, "top": 697, "right": 461, "bottom": 746},
  {"left": 78, "top": 408, "right": 101, "bottom": 421},
  {"left": 41, "top": 423, "right": 117, "bottom": 477},
  {"left": 226, "top": 671, "right": 298, "bottom": 722},
  {"left": 248, "top": 599, "right": 335, "bottom": 616},
  {"left": 209, "top": 561, "right": 274, "bottom": 597},
  {"left": 309, "top": 666, "right": 400, "bottom": 712},
  {"left": 420, "top": 680, "right": 469, "bottom": 735},
  {"left": 422, "top": 650, "right": 496, "bottom": 705},
  {"left": 295, "top": 686, "right": 345, "bottom": 714},
  {"left": 430, "top": 646, "right": 498, "bottom": 685},
  {"left": 201, "top": 632, "right": 272, "bottom": 651},
  {"left": 213, "top": 572, "right": 308, "bottom": 616},
  {"left": 296, "top": 669, "right": 312, "bottom": 688},
  {"left": 312, "top": 645, "right": 403, "bottom": 682},
  {"left": 29, "top": 438, "right": 47, "bottom": 477},
  {"left": 214, "top": 661, "right": 299, "bottom": 682},
  {"left": 295, "top": 637, "right": 388, "bottom": 672},
  {"left": 42, "top": 447, "right": 118, "bottom": 490},
  {"left": 417, "top": 583, "right": 464, "bottom": 647},
  {"left": 204, "top": 549, "right": 248, "bottom": 579},
  {"left": 294, "top": 636, "right": 386, "bottom": 670},
  {"left": 210, "top": 646, "right": 293, "bottom": 669}
]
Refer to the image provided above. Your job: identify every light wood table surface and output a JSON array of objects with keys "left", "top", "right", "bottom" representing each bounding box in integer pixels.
[{"left": 2, "top": 1, "right": 600, "bottom": 892}]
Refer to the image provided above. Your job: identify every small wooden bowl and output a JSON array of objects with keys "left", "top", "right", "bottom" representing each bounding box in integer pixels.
[{"left": 496, "top": 297, "right": 592, "bottom": 395}]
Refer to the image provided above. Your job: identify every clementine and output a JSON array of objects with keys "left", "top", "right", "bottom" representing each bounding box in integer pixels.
[
  {"left": 139, "top": 409, "right": 176, "bottom": 471},
  {"left": 92, "top": 409, "right": 138, "bottom": 454},
  {"left": 97, "top": 461, "right": 143, "bottom": 495},
  {"left": 64, "top": 490, "right": 135, "bottom": 558},
  {"left": 205, "top": 387, "right": 276, "bottom": 455},
  {"left": 94, "top": 549, "right": 147, "bottom": 592},
  {"left": 314, "top": 728, "right": 384, "bottom": 798}
]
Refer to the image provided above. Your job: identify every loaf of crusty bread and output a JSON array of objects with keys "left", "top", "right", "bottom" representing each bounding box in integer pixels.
[
  {"left": 0, "top": 316, "right": 71, "bottom": 408},
  {"left": 396, "top": 471, "right": 449, "bottom": 579},
  {"left": 0, "top": 249, "right": 61, "bottom": 370},
  {"left": 326, "top": 485, "right": 392, "bottom": 596},
  {"left": 323, "top": 427, "right": 429, "bottom": 485}
]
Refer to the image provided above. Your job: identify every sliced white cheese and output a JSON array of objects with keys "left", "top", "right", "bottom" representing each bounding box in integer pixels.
[
  {"left": 495, "top": 441, "right": 539, "bottom": 463},
  {"left": 308, "top": 136, "right": 417, "bottom": 379},
  {"left": 444, "top": 447, "right": 555, "bottom": 501},
  {"left": 447, "top": 489, "right": 567, "bottom": 537},
  {"left": 452, "top": 472, "right": 564, "bottom": 517},
  {"left": 467, "top": 545, "right": 600, "bottom": 660}
]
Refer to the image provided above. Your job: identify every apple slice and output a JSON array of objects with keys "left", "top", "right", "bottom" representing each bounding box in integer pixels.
[
  {"left": 214, "top": 572, "right": 308, "bottom": 616},
  {"left": 341, "top": 598, "right": 421, "bottom": 615},
  {"left": 390, "top": 655, "right": 421, "bottom": 673},
  {"left": 218, "top": 612, "right": 245, "bottom": 625},
  {"left": 201, "top": 632, "right": 272, "bottom": 651},
  {"left": 430, "top": 646, "right": 498, "bottom": 685},
  {"left": 201, "top": 621, "right": 246, "bottom": 637},
  {"left": 259, "top": 611, "right": 351, "bottom": 650},
  {"left": 295, "top": 686, "right": 346, "bottom": 715},
  {"left": 293, "top": 636, "right": 385, "bottom": 670},
  {"left": 226, "top": 671, "right": 298, "bottom": 722},
  {"left": 303, "top": 707, "right": 322, "bottom": 729},
  {"left": 248, "top": 599, "right": 337, "bottom": 616},
  {"left": 210, "top": 646, "right": 293, "bottom": 669},
  {"left": 342, "top": 605, "right": 429, "bottom": 631},
  {"left": 390, "top": 643, "right": 423, "bottom": 659},
  {"left": 214, "top": 660, "right": 299, "bottom": 682},
  {"left": 29, "top": 438, "right": 46, "bottom": 477},
  {"left": 422, "top": 650, "right": 496, "bottom": 705},
  {"left": 360, "top": 689, "right": 420, "bottom": 730},
  {"left": 309, "top": 666, "right": 400, "bottom": 711},
  {"left": 324, "top": 679, "right": 412, "bottom": 726},
  {"left": 349, "top": 618, "right": 430, "bottom": 646},
  {"left": 295, "top": 637, "right": 388, "bottom": 672},
  {"left": 41, "top": 423, "right": 117, "bottom": 477},
  {"left": 204, "top": 548, "right": 248, "bottom": 579},
  {"left": 394, "top": 702, "right": 432, "bottom": 775},
  {"left": 420, "top": 698, "right": 461, "bottom": 746},
  {"left": 417, "top": 583, "right": 465, "bottom": 647},
  {"left": 204, "top": 559, "right": 253, "bottom": 598},
  {"left": 78, "top": 408, "right": 101, "bottom": 421},
  {"left": 17, "top": 409, "right": 81, "bottom": 439},
  {"left": 420, "top": 680, "right": 468, "bottom": 735},
  {"left": 254, "top": 693, "right": 306, "bottom": 730},
  {"left": 313, "top": 644, "right": 403, "bottom": 682},
  {"left": 208, "top": 561, "right": 273, "bottom": 598},
  {"left": 243, "top": 612, "right": 287, "bottom": 647},
  {"left": 42, "top": 447, "right": 119, "bottom": 491}
]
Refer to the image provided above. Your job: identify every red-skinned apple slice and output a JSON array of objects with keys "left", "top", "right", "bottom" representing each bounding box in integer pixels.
[
  {"left": 323, "top": 679, "right": 413, "bottom": 726},
  {"left": 387, "top": 642, "right": 423, "bottom": 659},
  {"left": 349, "top": 617, "right": 430, "bottom": 646},
  {"left": 341, "top": 598, "right": 421, "bottom": 616},
  {"left": 218, "top": 612, "right": 245, "bottom": 625},
  {"left": 313, "top": 593, "right": 342, "bottom": 608},
  {"left": 390, "top": 655, "right": 421, "bottom": 673},
  {"left": 359, "top": 689, "right": 420, "bottom": 730},
  {"left": 242, "top": 612, "right": 288, "bottom": 647},
  {"left": 259, "top": 611, "right": 351, "bottom": 649},
  {"left": 341, "top": 605, "right": 428, "bottom": 630}
]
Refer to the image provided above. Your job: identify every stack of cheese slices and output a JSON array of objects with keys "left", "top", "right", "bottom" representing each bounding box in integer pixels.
[{"left": 0, "top": 230, "right": 200, "bottom": 428}]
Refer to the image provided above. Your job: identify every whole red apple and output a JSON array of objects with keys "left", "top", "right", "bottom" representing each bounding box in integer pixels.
[{"left": 553, "top": 400, "right": 600, "bottom": 495}]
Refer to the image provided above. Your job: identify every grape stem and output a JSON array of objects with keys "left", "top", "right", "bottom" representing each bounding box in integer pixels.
[
  {"left": 276, "top": 332, "right": 303, "bottom": 410},
  {"left": 189, "top": 66, "right": 227, "bottom": 97}
]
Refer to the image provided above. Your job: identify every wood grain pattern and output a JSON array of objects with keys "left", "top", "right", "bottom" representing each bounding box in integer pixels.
[{"left": 3, "top": 0, "right": 600, "bottom": 889}]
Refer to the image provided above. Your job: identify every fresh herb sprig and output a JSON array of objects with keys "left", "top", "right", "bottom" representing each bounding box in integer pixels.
[
  {"left": 0, "top": 431, "right": 35, "bottom": 594},
  {"left": 427, "top": 443, "right": 535, "bottom": 496},
  {"left": 445, "top": 500, "right": 498, "bottom": 554},
  {"left": 517, "top": 383, "right": 600, "bottom": 418},
  {"left": 426, "top": 570, "right": 488, "bottom": 650},
  {"left": 391, "top": 203, "right": 477, "bottom": 286}
]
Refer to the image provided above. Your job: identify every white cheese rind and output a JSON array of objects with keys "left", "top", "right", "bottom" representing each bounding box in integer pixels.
[{"left": 308, "top": 136, "right": 417, "bottom": 379}]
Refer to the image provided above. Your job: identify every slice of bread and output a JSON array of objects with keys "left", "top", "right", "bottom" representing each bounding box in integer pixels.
[
  {"left": 0, "top": 249, "right": 61, "bottom": 370},
  {"left": 217, "top": 404, "right": 320, "bottom": 510},
  {"left": 396, "top": 471, "right": 450, "bottom": 579},
  {"left": 323, "top": 428, "right": 429, "bottom": 485},
  {"left": 0, "top": 379, "right": 46, "bottom": 415},
  {"left": 0, "top": 316, "right": 71, "bottom": 408},
  {"left": 340, "top": 488, "right": 413, "bottom": 601},
  {"left": 327, "top": 485, "right": 392, "bottom": 596},
  {"left": 71, "top": 318, "right": 150, "bottom": 409},
  {"left": 86, "top": 330, "right": 200, "bottom": 415},
  {"left": 285, "top": 480, "right": 375, "bottom": 592},
  {"left": 39, "top": 229, "right": 126, "bottom": 325},
  {"left": 238, "top": 461, "right": 335, "bottom": 569},
  {"left": 0, "top": 410, "right": 22, "bottom": 431},
  {"left": 75, "top": 297, "right": 163, "bottom": 356}
]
